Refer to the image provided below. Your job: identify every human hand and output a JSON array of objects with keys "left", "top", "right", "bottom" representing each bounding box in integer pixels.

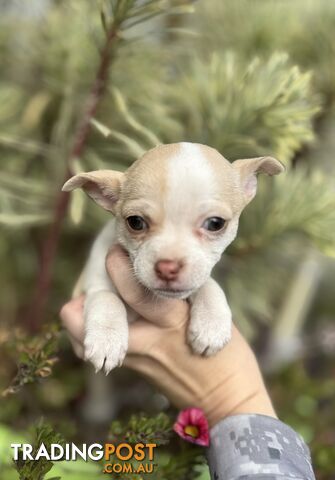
[{"left": 60, "top": 246, "right": 276, "bottom": 426}]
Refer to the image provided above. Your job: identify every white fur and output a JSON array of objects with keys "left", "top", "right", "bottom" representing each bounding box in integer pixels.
[
  {"left": 82, "top": 221, "right": 126, "bottom": 372},
  {"left": 67, "top": 143, "right": 284, "bottom": 373},
  {"left": 189, "top": 278, "right": 232, "bottom": 355},
  {"left": 131, "top": 144, "right": 238, "bottom": 296}
]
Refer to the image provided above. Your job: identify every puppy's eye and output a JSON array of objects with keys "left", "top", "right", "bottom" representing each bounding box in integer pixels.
[
  {"left": 202, "top": 217, "right": 226, "bottom": 232},
  {"left": 126, "top": 215, "right": 148, "bottom": 231}
]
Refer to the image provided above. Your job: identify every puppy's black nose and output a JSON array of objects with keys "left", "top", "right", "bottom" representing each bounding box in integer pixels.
[{"left": 155, "top": 259, "right": 182, "bottom": 281}]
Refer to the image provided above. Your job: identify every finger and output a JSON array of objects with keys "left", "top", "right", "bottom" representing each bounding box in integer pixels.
[
  {"left": 59, "top": 296, "right": 86, "bottom": 344},
  {"left": 67, "top": 333, "right": 85, "bottom": 359},
  {"left": 127, "top": 318, "right": 161, "bottom": 354},
  {"left": 106, "top": 245, "right": 188, "bottom": 327}
]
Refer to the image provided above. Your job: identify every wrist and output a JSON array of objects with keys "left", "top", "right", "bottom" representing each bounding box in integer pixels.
[{"left": 208, "top": 388, "right": 277, "bottom": 428}]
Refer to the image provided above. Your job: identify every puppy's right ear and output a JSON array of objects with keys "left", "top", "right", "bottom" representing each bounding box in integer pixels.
[{"left": 62, "top": 170, "right": 124, "bottom": 213}]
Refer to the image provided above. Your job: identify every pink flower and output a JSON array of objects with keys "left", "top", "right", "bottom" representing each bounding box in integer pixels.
[{"left": 173, "top": 407, "right": 209, "bottom": 446}]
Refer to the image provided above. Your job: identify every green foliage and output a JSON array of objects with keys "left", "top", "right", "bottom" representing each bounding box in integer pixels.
[
  {"left": 110, "top": 412, "right": 173, "bottom": 445},
  {"left": 193, "top": 0, "right": 335, "bottom": 105},
  {"left": 269, "top": 355, "right": 335, "bottom": 480},
  {"left": 2, "top": 327, "right": 59, "bottom": 397},
  {"left": 109, "top": 412, "right": 206, "bottom": 480},
  {"left": 1, "top": 414, "right": 207, "bottom": 480},
  {"left": 152, "top": 52, "right": 320, "bottom": 162},
  {"left": 235, "top": 168, "right": 335, "bottom": 257},
  {"left": 157, "top": 448, "right": 207, "bottom": 480},
  {"left": 0, "top": 423, "right": 103, "bottom": 480},
  {"left": 14, "top": 420, "right": 64, "bottom": 480},
  {"left": 223, "top": 167, "right": 335, "bottom": 330}
]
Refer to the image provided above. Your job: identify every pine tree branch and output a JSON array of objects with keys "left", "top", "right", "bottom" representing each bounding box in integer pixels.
[{"left": 24, "top": 24, "right": 119, "bottom": 332}]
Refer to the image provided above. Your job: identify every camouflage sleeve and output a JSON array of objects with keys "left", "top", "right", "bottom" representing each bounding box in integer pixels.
[{"left": 207, "top": 414, "right": 316, "bottom": 480}]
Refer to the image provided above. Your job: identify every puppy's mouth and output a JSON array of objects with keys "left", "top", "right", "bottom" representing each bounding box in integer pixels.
[{"left": 152, "top": 288, "right": 193, "bottom": 299}]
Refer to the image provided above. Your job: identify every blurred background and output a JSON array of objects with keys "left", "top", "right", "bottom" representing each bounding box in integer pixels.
[{"left": 0, "top": 0, "right": 334, "bottom": 478}]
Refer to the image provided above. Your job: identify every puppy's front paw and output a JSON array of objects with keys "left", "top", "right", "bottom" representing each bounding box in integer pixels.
[
  {"left": 188, "top": 310, "right": 232, "bottom": 357},
  {"left": 84, "top": 328, "right": 127, "bottom": 374}
]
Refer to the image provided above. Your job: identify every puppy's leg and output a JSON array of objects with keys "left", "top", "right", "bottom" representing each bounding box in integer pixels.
[
  {"left": 83, "top": 220, "right": 128, "bottom": 374},
  {"left": 84, "top": 290, "right": 128, "bottom": 374},
  {"left": 188, "top": 278, "right": 232, "bottom": 356}
]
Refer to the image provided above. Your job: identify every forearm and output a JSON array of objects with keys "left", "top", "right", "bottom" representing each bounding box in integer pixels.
[{"left": 207, "top": 414, "right": 315, "bottom": 480}]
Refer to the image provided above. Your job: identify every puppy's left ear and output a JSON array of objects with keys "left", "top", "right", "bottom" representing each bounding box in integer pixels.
[
  {"left": 232, "top": 156, "right": 285, "bottom": 204},
  {"left": 62, "top": 170, "right": 124, "bottom": 213}
]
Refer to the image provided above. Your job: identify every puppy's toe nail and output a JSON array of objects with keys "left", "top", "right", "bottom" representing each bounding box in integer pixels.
[
  {"left": 202, "top": 346, "right": 210, "bottom": 356},
  {"left": 94, "top": 364, "right": 101, "bottom": 373},
  {"left": 104, "top": 356, "right": 118, "bottom": 373},
  {"left": 117, "top": 357, "right": 124, "bottom": 368}
]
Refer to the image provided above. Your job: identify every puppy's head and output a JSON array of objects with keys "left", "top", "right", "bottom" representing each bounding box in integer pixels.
[{"left": 63, "top": 143, "right": 284, "bottom": 298}]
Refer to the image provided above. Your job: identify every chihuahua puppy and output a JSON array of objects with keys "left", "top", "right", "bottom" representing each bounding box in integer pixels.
[{"left": 63, "top": 142, "right": 284, "bottom": 373}]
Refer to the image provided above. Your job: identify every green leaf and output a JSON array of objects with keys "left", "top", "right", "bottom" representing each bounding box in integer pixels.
[
  {"left": 112, "top": 87, "right": 161, "bottom": 146},
  {"left": 90, "top": 118, "right": 145, "bottom": 157}
]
